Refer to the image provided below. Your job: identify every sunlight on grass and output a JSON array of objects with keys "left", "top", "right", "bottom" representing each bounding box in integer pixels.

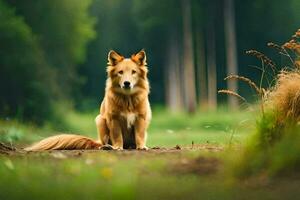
[{"left": 0, "top": 107, "right": 255, "bottom": 147}]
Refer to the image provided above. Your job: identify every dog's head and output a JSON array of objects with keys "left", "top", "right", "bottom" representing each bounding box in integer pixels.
[{"left": 107, "top": 50, "right": 148, "bottom": 95}]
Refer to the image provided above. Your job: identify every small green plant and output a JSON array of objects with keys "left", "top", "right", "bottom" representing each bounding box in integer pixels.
[{"left": 0, "top": 126, "right": 24, "bottom": 144}]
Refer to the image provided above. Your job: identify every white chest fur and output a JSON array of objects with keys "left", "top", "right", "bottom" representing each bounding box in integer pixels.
[{"left": 121, "top": 112, "right": 137, "bottom": 128}]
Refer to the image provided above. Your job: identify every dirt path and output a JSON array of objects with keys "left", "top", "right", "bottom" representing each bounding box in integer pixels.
[
  {"left": 0, "top": 143, "right": 225, "bottom": 177},
  {"left": 0, "top": 143, "right": 224, "bottom": 156}
]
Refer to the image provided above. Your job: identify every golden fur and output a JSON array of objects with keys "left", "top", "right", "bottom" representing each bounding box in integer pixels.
[
  {"left": 25, "top": 134, "right": 101, "bottom": 151},
  {"left": 25, "top": 50, "right": 151, "bottom": 151}
]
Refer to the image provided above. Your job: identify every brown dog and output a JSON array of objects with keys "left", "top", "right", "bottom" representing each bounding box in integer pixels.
[
  {"left": 25, "top": 50, "right": 151, "bottom": 151},
  {"left": 95, "top": 50, "right": 151, "bottom": 150}
]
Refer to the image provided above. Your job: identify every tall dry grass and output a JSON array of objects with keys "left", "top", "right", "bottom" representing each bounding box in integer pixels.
[
  {"left": 266, "top": 71, "right": 300, "bottom": 122},
  {"left": 222, "top": 28, "right": 300, "bottom": 177}
]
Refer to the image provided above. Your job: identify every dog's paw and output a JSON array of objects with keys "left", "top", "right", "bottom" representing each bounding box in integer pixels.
[
  {"left": 99, "top": 144, "right": 114, "bottom": 150},
  {"left": 111, "top": 146, "right": 123, "bottom": 151},
  {"left": 136, "top": 146, "right": 148, "bottom": 151}
]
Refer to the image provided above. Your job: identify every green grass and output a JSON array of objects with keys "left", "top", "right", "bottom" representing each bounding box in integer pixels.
[
  {"left": 0, "top": 120, "right": 52, "bottom": 146},
  {"left": 0, "top": 108, "right": 255, "bottom": 147},
  {"left": 1, "top": 150, "right": 300, "bottom": 200},
  {"left": 148, "top": 109, "right": 254, "bottom": 146},
  {"left": 234, "top": 110, "right": 300, "bottom": 178},
  {"left": 2, "top": 108, "right": 300, "bottom": 200}
]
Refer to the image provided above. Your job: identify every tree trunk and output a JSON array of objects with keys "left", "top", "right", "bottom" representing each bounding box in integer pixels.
[
  {"left": 206, "top": 1, "right": 217, "bottom": 110},
  {"left": 165, "top": 32, "right": 183, "bottom": 111},
  {"left": 206, "top": 5, "right": 217, "bottom": 110},
  {"left": 224, "top": 0, "right": 239, "bottom": 109},
  {"left": 181, "top": 0, "right": 197, "bottom": 113},
  {"left": 196, "top": 25, "right": 208, "bottom": 109}
]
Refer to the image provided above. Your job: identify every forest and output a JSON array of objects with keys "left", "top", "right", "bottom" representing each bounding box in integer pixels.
[
  {"left": 1, "top": 0, "right": 299, "bottom": 122},
  {"left": 1, "top": 0, "right": 300, "bottom": 199}
]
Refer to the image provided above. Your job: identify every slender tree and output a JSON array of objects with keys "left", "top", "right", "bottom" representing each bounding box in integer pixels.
[
  {"left": 182, "top": 0, "right": 197, "bottom": 113},
  {"left": 206, "top": 1, "right": 217, "bottom": 110},
  {"left": 165, "top": 31, "right": 184, "bottom": 111},
  {"left": 224, "top": 0, "right": 238, "bottom": 109},
  {"left": 195, "top": 23, "right": 208, "bottom": 109}
]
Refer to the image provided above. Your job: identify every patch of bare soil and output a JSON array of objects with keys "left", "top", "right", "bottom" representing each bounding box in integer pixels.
[
  {"left": 150, "top": 144, "right": 224, "bottom": 152},
  {"left": 1, "top": 143, "right": 223, "bottom": 176},
  {"left": 172, "top": 156, "right": 222, "bottom": 175},
  {"left": 0, "top": 143, "right": 224, "bottom": 158}
]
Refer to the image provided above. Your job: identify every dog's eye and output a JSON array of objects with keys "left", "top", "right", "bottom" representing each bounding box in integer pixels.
[
  {"left": 132, "top": 70, "right": 136, "bottom": 74},
  {"left": 118, "top": 70, "right": 123, "bottom": 75}
]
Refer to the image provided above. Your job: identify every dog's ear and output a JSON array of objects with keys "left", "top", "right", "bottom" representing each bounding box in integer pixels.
[
  {"left": 107, "top": 50, "right": 124, "bottom": 66},
  {"left": 131, "top": 49, "right": 147, "bottom": 66}
]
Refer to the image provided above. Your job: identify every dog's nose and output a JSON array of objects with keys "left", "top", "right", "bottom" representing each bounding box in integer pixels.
[{"left": 123, "top": 81, "right": 131, "bottom": 88}]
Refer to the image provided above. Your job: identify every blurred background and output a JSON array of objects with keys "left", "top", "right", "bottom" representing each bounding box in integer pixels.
[
  {"left": 0, "top": 0, "right": 300, "bottom": 126},
  {"left": 1, "top": 2, "right": 300, "bottom": 197}
]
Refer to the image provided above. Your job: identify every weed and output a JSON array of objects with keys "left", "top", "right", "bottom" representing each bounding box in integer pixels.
[{"left": 221, "top": 28, "right": 300, "bottom": 177}]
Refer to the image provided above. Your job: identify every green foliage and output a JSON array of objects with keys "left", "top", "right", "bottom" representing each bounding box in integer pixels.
[
  {"left": 0, "top": 0, "right": 56, "bottom": 124},
  {"left": 0, "top": 119, "right": 51, "bottom": 144},
  {"left": 7, "top": 0, "right": 96, "bottom": 98},
  {"left": 0, "top": 0, "right": 95, "bottom": 124},
  {"left": 269, "top": 128, "right": 300, "bottom": 175},
  {"left": 2, "top": 0, "right": 300, "bottom": 122},
  {"left": 0, "top": 126, "right": 24, "bottom": 143},
  {"left": 234, "top": 110, "right": 300, "bottom": 177},
  {"left": 255, "top": 111, "right": 284, "bottom": 147}
]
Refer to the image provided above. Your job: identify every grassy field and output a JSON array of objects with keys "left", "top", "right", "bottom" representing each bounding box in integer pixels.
[
  {"left": 0, "top": 108, "right": 255, "bottom": 147},
  {"left": 1, "top": 108, "right": 300, "bottom": 200}
]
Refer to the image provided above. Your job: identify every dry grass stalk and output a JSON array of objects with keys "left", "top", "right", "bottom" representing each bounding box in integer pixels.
[
  {"left": 268, "top": 41, "right": 295, "bottom": 67},
  {"left": 295, "top": 60, "right": 300, "bottom": 69},
  {"left": 246, "top": 50, "right": 276, "bottom": 72},
  {"left": 283, "top": 40, "right": 300, "bottom": 55},
  {"left": 220, "top": 28, "right": 300, "bottom": 118},
  {"left": 266, "top": 71, "right": 300, "bottom": 121},
  {"left": 225, "top": 75, "right": 262, "bottom": 96},
  {"left": 283, "top": 29, "right": 300, "bottom": 56},
  {"left": 267, "top": 42, "right": 285, "bottom": 53},
  {"left": 218, "top": 90, "right": 246, "bottom": 103}
]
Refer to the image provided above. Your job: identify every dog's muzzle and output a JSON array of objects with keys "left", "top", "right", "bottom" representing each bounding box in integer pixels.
[{"left": 122, "top": 81, "right": 131, "bottom": 89}]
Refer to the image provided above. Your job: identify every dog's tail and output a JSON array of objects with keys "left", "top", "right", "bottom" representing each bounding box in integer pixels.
[{"left": 25, "top": 134, "right": 102, "bottom": 151}]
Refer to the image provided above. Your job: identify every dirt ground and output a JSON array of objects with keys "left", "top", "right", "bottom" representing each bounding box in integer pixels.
[
  {"left": 2, "top": 142, "right": 300, "bottom": 200},
  {"left": 0, "top": 143, "right": 224, "bottom": 175},
  {"left": 0, "top": 143, "right": 224, "bottom": 156}
]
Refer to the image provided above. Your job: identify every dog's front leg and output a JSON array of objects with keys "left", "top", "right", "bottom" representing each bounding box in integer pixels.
[
  {"left": 134, "top": 117, "right": 148, "bottom": 150},
  {"left": 109, "top": 119, "right": 123, "bottom": 150}
]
